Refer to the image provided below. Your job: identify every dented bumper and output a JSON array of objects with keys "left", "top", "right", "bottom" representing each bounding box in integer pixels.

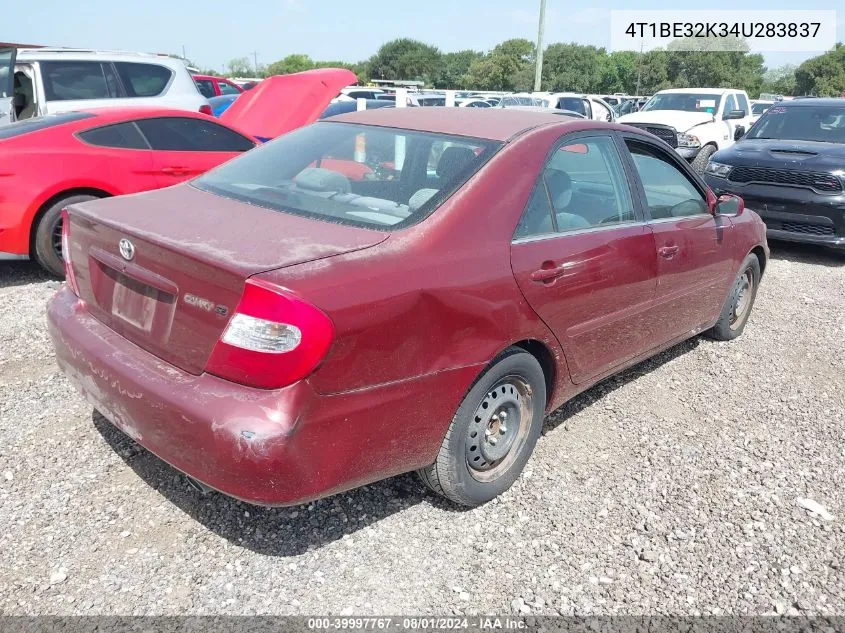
[{"left": 48, "top": 287, "right": 479, "bottom": 506}]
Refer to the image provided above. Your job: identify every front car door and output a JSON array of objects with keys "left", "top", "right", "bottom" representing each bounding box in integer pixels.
[
  {"left": 621, "top": 134, "right": 734, "bottom": 341},
  {"left": 0, "top": 46, "right": 17, "bottom": 125},
  {"left": 510, "top": 133, "right": 660, "bottom": 384}
]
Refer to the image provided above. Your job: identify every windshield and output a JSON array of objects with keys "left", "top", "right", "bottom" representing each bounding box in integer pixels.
[
  {"left": 194, "top": 122, "right": 501, "bottom": 230},
  {"left": 751, "top": 102, "right": 772, "bottom": 115},
  {"left": 643, "top": 93, "right": 722, "bottom": 115},
  {"left": 747, "top": 105, "right": 845, "bottom": 143}
]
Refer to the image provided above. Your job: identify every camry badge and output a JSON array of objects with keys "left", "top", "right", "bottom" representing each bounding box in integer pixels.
[{"left": 118, "top": 239, "right": 135, "bottom": 261}]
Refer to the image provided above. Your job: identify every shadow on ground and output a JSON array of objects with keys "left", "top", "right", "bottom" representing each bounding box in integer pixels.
[
  {"left": 0, "top": 261, "right": 56, "bottom": 289},
  {"left": 768, "top": 241, "right": 845, "bottom": 268},
  {"left": 92, "top": 335, "right": 702, "bottom": 556}
]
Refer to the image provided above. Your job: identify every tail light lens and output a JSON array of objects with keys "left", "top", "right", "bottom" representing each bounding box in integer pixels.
[
  {"left": 205, "top": 279, "right": 334, "bottom": 389},
  {"left": 60, "top": 209, "right": 80, "bottom": 296},
  {"left": 199, "top": 104, "right": 213, "bottom": 116}
]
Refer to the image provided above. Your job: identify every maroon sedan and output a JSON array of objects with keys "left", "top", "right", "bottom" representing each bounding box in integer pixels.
[{"left": 48, "top": 108, "right": 768, "bottom": 507}]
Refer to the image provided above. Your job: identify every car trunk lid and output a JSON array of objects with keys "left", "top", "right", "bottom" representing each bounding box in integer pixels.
[{"left": 64, "top": 184, "right": 386, "bottom": 375}]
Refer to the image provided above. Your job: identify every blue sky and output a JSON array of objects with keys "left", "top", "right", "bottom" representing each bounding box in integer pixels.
[{"left": 6, "top": 0, "right": 843, "bottom": 73}]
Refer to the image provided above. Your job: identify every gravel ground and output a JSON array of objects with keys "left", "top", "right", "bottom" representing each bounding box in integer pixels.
[{"left": 1, "top": 243, "right": 843, "bottom": 617}]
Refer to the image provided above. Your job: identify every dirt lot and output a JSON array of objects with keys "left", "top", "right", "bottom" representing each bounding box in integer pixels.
[{"left": 1, "top": 243, "right": 843, "bottom": 616}]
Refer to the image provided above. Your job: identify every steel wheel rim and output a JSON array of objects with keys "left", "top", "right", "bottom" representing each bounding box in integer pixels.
[
  {"left": 465, "top": 376, "right": 534, "bottom": 483},
  {"left": 730, "top": 269, "right": 754, "bottom": 330},
  {"left": 51, "top": 216, "right": 64, "bottom": 262}
]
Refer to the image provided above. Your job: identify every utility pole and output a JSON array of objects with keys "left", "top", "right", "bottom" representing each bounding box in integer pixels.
[
  {"left": 635, "top": 39, "right": 644, "bottom": 96},
  {"left": 252, "top": 51, "right": 259, "bottom": 75},
  {"left": 181, "top": 44, "right": 186, "bottom": 61},
  {"left": 534, "top": 0, "right": 547, "bottom": 92}
]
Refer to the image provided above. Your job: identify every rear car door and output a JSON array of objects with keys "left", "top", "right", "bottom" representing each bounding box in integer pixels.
[
  {"left": 622, "top": 135, "right": 734, "bottom": 341},
  {"left": 0, "top": 47, "right": 17, "bottom": 125},
  {"left": 510, "top": 133, "right": 660, "bottom": 384},
  {"left": 133, "top": 117, "right": 255, "bottom": 186},
  {"left": 38, "top": 61, "right": 122, "bottom": 114}
]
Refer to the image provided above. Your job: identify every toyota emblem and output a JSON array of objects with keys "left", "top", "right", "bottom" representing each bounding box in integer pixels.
[{"left": 119, "top": 239, "right": 135, "bottom": 261}]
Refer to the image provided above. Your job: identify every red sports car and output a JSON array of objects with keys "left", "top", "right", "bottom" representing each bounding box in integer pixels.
[
  {"left": 0, "top": 68, "right": 356, "bottom": 275},
  {"left": 48, "top": 108, "right": 768, "bottom": 507}
]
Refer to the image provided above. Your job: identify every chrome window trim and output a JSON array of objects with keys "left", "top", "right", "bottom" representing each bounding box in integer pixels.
[
  {"left": 647, "top": 213, "right": 712, "bottom": 224},
  {"left": 511, "top": 219, "right": 645, "bottom": 245}
]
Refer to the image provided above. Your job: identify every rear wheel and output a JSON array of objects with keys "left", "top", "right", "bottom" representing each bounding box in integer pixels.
[
  {"left": 33, "top": 194, "right": 99, "bottom": 277},
  {"left": 691, "top": 144, "right": 717, "bottom": 174},
  {"left": 706, "top": 254, "right": 761, "bottom": 341},
  {"left": 417, "top": 348, "right": 546, "bottom": 506}
]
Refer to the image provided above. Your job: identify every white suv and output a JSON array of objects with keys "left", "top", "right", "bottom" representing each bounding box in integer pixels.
[{"left": 8, "top": 48, "right": 211, "bottom": 122}]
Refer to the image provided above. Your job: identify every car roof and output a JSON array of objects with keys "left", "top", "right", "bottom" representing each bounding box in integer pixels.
[
  {"left": 657, "top": 88, "right": 736, "bottom": 95},
  {"left": 16, "top": 49, "right": 186, "bottom": 67},
  {"left": 778, "top": 98, "right": 844, "bottom": 107},
  {"left": 76, "top": 106, "right": 209, "bottom": 122},
  {"left": 326, "top": 107, "right": 578, "bottom": 141}
]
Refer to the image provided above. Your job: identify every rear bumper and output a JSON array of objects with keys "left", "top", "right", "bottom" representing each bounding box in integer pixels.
[
  {"left": 704, "top": 177, "right": 845, "bottom": 249},
  {"left": 48, "top": 287, "right": 481, "bottom": 506}
]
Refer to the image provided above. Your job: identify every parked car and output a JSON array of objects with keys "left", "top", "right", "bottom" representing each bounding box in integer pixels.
[
  {"left": 193, "top": 74, "right": 244, "bottom": 98},
  {"left": 501, "top": 106, "right": 586, "bottom": 118},
  {"left": 749, "top": 100, "right": 774, "bottom": 125},
  {"left": 49, "top": 108, "right": 767, "bottom": 509},
  {"left": 339, "top": 87, "right": 385, "bottom": 100},
  {"left": 208, "top": 94, "right": 239, "bottom": 117},
  {"left": 618, "top": 88, "right": 754, "bottom": 173},
  {"left": 320, "top": 99, "right": 394, "bottom": 118},
  {"left": 8, "top": 48, "right": 212, "bottom": 120},
  {"left": 703, "top": 98, "right": 845, "bottom": 251},
  {"left": 0, "top": 68, "right": 356, "bottom": 275},
  {"left": 457, "top": 98, "right": 491, "bottom": 108}
]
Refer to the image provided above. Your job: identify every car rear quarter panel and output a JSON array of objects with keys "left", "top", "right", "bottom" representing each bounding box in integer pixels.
[{"left": 259, "top": 123, "right": 576, "bottom": 408}]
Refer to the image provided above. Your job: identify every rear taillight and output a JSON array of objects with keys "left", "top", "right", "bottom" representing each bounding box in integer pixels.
[
  {"left": 204, "top": 279, "right": 334, "bottom": 389},
  {"left": 60, "top": 209, "right": 80, "bottom": 296},
  {"left": 199, "top": 104, "right": 213, "bottom": 116}
]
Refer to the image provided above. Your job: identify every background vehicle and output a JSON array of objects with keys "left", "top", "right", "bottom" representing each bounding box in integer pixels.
[
  {"left": 750, "top": 100, "right": 774, "bottom": 125},
  {"left": 10, "top": 48, "right": 212, "bottom": 120},
  {"left": 703, "top": 98, "right": 845, "bottom": 251},
  {"left": 193, "top": 74, "right": 244, "bottom": 98},
  {"left": 0, "top": 68, "right": 356, "bottom": 275},
  {"left": 339, "top": 87, "right": 385, "bottom": 100},
  {"left": 320, "top": 99, "right": 394, "bottom": 118},
  {"left": 457, "top": 98, "right": 491, "bottom": 108},
  {"left": 50, "top": 109, "right": 766, "bottom": 510},
  {"left": 618, "top": 88, "right": 754, "bottom": 173},
  {"left": 208, "top": 94, "right": 239, "bottom": 117}
]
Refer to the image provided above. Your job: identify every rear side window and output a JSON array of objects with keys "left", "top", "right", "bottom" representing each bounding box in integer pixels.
[
  {"left": 114, "top": 62, "right": 172, "bottom": 97},
  {"left": 0, "top": 112, "right": 96, "bottom": 139},
  {"left": 218, "top": 81, "right": 240, "bottom": 95},
  {"left": 195, "top": 78, "right": 215, "bottom": 98},
  {"left": 78, "top": 122, "right": 148, "bottom": 149},
  {"left": 135, "top": 117, "right": 255, "bottom": 152},
  {"left": 41, "top": 62, "right": 116, "bottom": 101}
]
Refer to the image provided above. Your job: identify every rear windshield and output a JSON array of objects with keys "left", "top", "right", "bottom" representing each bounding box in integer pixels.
[
  {"left": 194, "top": 122, "right": 500, "bottom": 230},
  {"left": 747, "top": 105, "right": 845, "bottom": 143},
  {"left": 0, "top": 112, "right": 95, "bottom": 140}
]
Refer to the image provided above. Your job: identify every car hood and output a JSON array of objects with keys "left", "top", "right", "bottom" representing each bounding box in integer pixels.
[
  {"left": 220, "top": 68, "right": 357, "bottom": 140},
  {"left": 714, "top": 139, "right": 845, "bottom": 170},
  {"left": 618, "top": 110, "right": 714, "bottom": 132}
]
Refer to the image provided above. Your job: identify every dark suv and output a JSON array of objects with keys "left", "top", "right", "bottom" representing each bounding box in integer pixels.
[{"left": 703, "top": 98, "right": 845, "bottom": 251}]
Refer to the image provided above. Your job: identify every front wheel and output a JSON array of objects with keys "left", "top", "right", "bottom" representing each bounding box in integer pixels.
[
  {"left": 417, "top": 348, "right": 546, "bottom": 506},
  {"left": 33, "top": 194, "right": 99, "bottom": 277},
  {"left": 691, "top": 144, "right": 717, "bottom": 174},
  {"left": 706, "top": 254, "right": 761, "bottom": 341}
]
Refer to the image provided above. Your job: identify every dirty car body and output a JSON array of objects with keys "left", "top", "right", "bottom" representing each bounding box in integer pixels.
[{"left": 48, "top": 108, "right": 768, "bottom": 506}]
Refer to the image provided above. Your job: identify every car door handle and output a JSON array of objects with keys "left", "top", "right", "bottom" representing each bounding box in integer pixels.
[
  {"left": 160, "top": 167, "right": 189, "bottom": 176},
  {"left": 530, "top": 263, "right": 575, "bottom": 283},
  {"left": 658, "top": 245, "right": 680, "bottom": 258}
]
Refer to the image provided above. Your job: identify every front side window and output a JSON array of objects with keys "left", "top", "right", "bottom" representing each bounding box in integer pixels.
[
  {"left": 724, "top": 94, "right": 739, "bottom": 116},
  {"left": 218, "top": 80, "right": 240, "bottom": 95},
  {"left": 135, "top": 117, "right": 255, "bottom": 152},
  {"left": 736, "top": 93, "right": 750, "bottom": 116},
  {"left": 41, "top": 62, "right": 113, "bottom": 101},
  {"left": 114, "top": 62, "right": 172, "bottom": 97},
  {"left": 626, "top": 141, "right": 708, "bottom": 219},
  {"left": 515, "top": 136, "right": 635, "bottom": 238},
  {"left": 195, "top": 122, "right": 500, "bottom": 229}
]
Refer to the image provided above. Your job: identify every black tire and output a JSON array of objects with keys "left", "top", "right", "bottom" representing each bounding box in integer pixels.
[
  {"left": 417, "top": 348, "right": 546, "bottom": 506},
  {"left": 691, "top": 144, "right": 717, "bottom": 174},
  {"left": 706, "top": 254, "right": 761, "bottom": 341},
  {"left": 33, "top": 194, "right": 99, "bottom": 277}
]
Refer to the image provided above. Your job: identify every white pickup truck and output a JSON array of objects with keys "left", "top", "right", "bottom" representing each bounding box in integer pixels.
[{"left": 617, "top": 88, "right": 755, "bottom": 173}]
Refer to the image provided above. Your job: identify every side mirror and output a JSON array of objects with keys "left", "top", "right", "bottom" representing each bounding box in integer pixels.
[
  {"left": 733, "top": 126, "right": 746, "bottom": 141},
  {"left": 724, "top": 109, "right": 746, "bottom": 120},
  {"left": 714, "top": 193, "right": 744, "bottom": 217}
]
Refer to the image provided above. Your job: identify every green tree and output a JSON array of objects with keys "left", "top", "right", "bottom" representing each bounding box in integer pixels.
[
  {"left": 266, "top": 54, "right": 314, "bottom": 76},
  {"left": 464, "top": 38, "right": 534, "bottom": 91},
  {"left": 226, "top": 57, "right": 252, "bottom": 77},
  {"left": 795, "top": 44, "right": 845, "bottom": 96},
  {"left": 367, "top": 38, "right": 441, "bottom": 83},
  {"left": 760, "top": 64, "right": 797, "bottom": 97},
  {"left": 663, "top": 37, "right": 765, "bottom": 95},
  {"left": 432, "top": 50, "right": 484, "bottom": 88},
  {"left": 542, "top": 43, "right": 605, "bottom": 93}
]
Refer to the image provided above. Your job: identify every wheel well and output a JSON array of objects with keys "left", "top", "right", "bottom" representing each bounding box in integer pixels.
[
  {"left": 751, "top": 245, "right": 767, "bottom": 276},
  {"left": 512, "top": 339, "right": 556, "bottom": 406},
  {"left": 29, "top": 188, "right": 112, "bottom": 255}
]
